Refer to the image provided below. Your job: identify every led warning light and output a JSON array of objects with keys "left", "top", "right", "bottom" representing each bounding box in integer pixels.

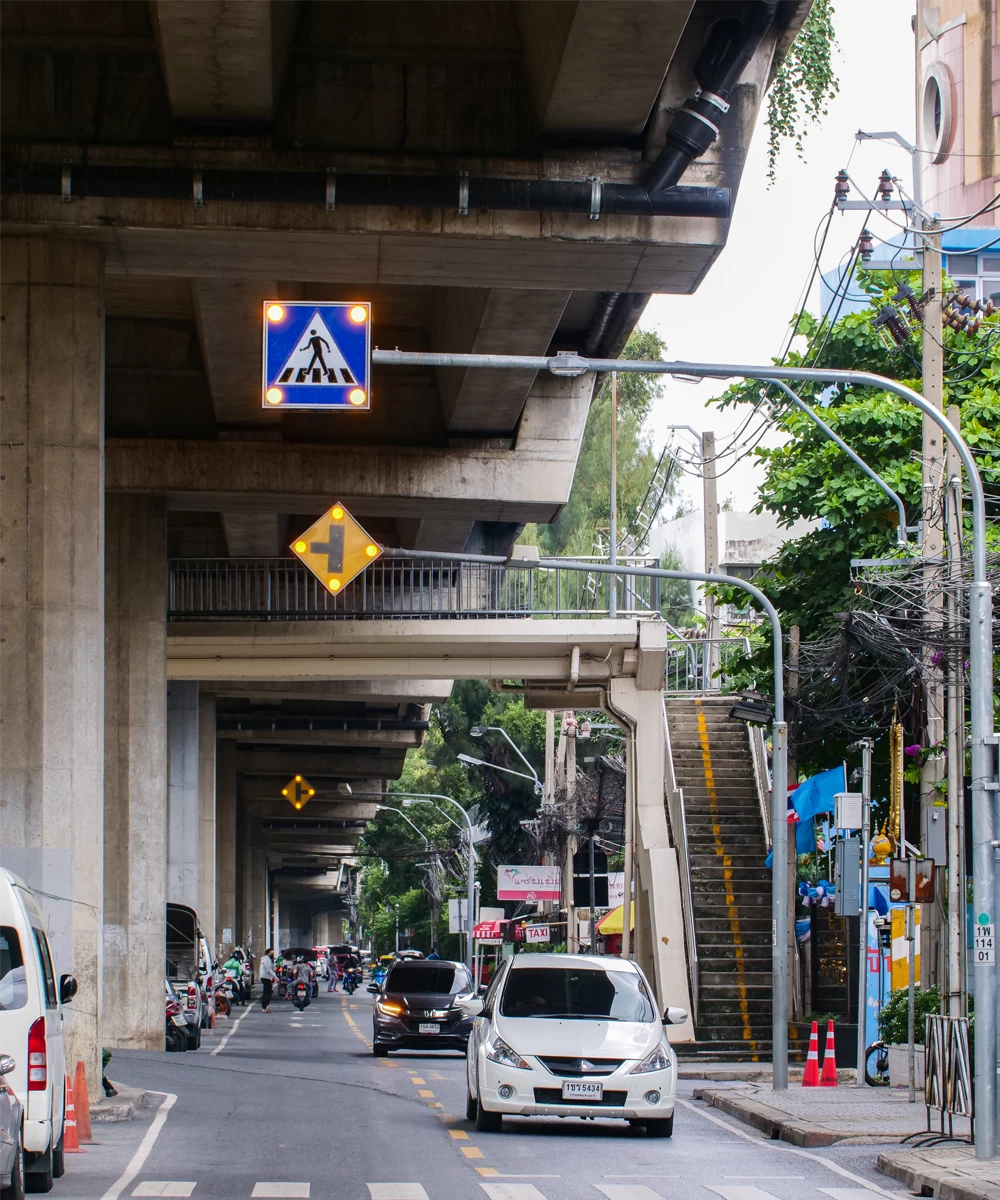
[
  {"left": 349, "top": 305, "right": 368, "bottom": 323},
  {"left": 293, "top": 540, "right": 307, "bottom": 553},
  {"left": 348, "top": 389, "right": 366, "bottom": 406},
  {"left": 282, "top": 788, "right": 288, "bottom": 796},
  {"left": 266, "top": 304, "right": 285, "bottom": 321},
  {"left": 265, "top": 388, "right": 283, "bottom": 404},
  {"left": 328, "top": 578, "right": 342, "bottom": 592},
  {"left": 295, "top": 775, "right": 302, "bottom": 782},
  {"left": 331, "top": 506, "right": 344, "bottom": 520},
  {"left": 365, "top": 544, "right": 379, "bottom": 558}
]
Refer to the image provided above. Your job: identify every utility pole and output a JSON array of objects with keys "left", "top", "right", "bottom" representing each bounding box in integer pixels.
[
  {"left": 609, "top": 373, "right": 619, "bottom": 619},
  {"left": 921, "top": 218, "right": 947, "bottom": 990},
  {"left": 702, "top": 431, "right": 720, "bottom": 686},
  {"left": 945, "top": 405, "right": 966, "bottom": 1019},
  {"left": 565, "top": 713, "right": 578, "bottom": 951},
  {"left": 788, "top": 625, "right": 801, "bottom": 1020}
]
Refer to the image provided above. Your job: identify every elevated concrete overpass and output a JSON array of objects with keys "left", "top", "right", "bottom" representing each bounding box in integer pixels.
[{"left": 1, "top": 0, "right": 808, "bottom": 1089}]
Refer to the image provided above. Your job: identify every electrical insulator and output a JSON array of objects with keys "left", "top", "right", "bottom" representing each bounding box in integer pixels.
[
  {"left": 873, "top": 304, "right": 911, "bottom": 351},
  {"left": 893, "top": 282, "right": 923, "bottom": 324},
  {"left": 858, "top": 228, "right": 874, "bottom": 262},
  {"left": 834, "top": 169, "right": 850, "bottom": 201},
  {"left": 877, "top": 169, "right": 894, "bottom": 200}
]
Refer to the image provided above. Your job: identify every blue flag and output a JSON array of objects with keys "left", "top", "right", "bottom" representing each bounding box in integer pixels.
[{"left": 765, "top": 765, "right": 846, "bottom": 864}]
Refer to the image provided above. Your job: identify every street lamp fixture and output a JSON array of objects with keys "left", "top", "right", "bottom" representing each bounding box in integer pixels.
[
  {"left": 464, "top": 726, "right": 544, "bottom": 794},
  {"left": 728, "top": 695, "right": 774, "bottom": 726}
]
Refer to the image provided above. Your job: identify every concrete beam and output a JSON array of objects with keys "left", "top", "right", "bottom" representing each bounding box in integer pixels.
[
  {"left": 108, "top": 371, "right": 592, "bottom": 522},
  {"left": 395, "top": 518, "right": 476, "bottom": 554},
  {"left": 152, "top": 1, "right": 300, "bottom": 124},
  {"left": 223, "top": 513, "right": 282, "bottom": 557},
  {"left": 513, "top": 1, "right": 693, "bottom": 135},
  {"left": 200, "top": 680, "right": 453, "bottom": 704},
  {"left": 243, "top": 779, "right": 383, "bottom": 805},
  {"left": 431, "top": 288, "right": 569, "bottom": 433},
  {"left": 168, "top": 617, "right": 641, "bottom": 687},
  {"left": 191, "top": 279, "right": 281, "bottom": 428},
  {"left": 235, "top": 748, "right": 406, "bottom": 779},
  {"left": 219, "top": 728, "right": 423, "bottom": 748}
]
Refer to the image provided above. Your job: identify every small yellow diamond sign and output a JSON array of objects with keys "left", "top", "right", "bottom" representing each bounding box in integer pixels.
[
  {"left": 282, "top": 775, "right": 316, "bottom": 811},
  {"left": 290, "top": 502, "right": 383, "bottom": 593}
]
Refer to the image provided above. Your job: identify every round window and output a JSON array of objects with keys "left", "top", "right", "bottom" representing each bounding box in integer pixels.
[{"left": 921, "top": 62, "right": 954, "bottom": 164}]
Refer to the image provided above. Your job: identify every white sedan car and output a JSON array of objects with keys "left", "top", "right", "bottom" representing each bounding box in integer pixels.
[{"left": 466, "top": 953, "right": 685, "bottom": 1136}]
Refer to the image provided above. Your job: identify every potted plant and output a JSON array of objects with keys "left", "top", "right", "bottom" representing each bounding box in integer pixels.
[{"left": 876, "top": 986, "right": 941, "bottom": 1087}]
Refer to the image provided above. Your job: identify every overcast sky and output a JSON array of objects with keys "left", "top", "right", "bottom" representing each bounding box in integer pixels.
[{"left": 643, "top": 0, "right": 917, "bottom": 517}]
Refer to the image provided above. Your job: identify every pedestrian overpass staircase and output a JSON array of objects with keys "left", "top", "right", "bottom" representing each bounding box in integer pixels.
[{"left": 665, "top": 695, "right": 785, "bottom": 1062}]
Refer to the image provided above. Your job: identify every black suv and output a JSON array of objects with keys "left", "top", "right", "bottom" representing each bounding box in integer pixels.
[{"left": 371, "top": 960, "right": 477, "bottom": 1055}]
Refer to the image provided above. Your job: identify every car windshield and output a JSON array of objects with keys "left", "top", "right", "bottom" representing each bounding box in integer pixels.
[
  {"left": 0, "top": 926, "right": 27, "bottom": 1011},
  {"left": 499, "top": 966, "right": 655, "bottom": 1022},
  {"left": 385, "top": 964, "right": 469, "bottom": 995}
]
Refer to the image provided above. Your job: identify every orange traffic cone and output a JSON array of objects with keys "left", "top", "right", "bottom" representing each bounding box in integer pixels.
[
  {"left": 72, "top": 1062, "right": 93, "bottom": 1143},
  {"left": 802, "top": 1020, "right": 820, "bottom": 1087},
  {"left": 63, "top": 1077, "right": 84, "bottom": 1152},
  {"left": 820, "top": 1018, "right": 838, "bottom": 1086}
]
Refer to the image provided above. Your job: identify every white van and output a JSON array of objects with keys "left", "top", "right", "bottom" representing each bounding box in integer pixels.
[{"left": 0, "top": 869, "right": 77, "bottom": 1193}]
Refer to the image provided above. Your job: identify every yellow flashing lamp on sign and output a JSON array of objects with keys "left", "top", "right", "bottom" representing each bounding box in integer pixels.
[
  {"left": 282, "top": 775, "right": 316, "bottom": 811},
  {"left": 289, "top": 501, "right": 384, "bottom": 595},
  {"left": 349, "top": 305, "right": 368, "bottom": 323},
  {"left": 265, "top": 387, "right": 283, "bottom": 404},
  {"left": 348, "top": 389, "right": 366, "bottom": 406},
  {"left": 266, "top": 304, "right": 285, "bottom": 322}
]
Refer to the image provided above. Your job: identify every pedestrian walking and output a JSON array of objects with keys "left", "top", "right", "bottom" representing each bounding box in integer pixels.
[
  {"left": 259, "top": 947, "right": 276, "bottom": 1012},
  {"left": 327, "top": 957, "right": 341, "bottom": 992}
]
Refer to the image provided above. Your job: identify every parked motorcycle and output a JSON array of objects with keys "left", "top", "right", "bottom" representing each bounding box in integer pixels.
[
  {"left": 166, "top": 994, "right": 189, "bottom": 1052},
  {"left": 292, "top": 981, "right": 310, "bottom": 1012},
  {"left": 223, "top": 968, "right": 246, "bottom": 1006}
]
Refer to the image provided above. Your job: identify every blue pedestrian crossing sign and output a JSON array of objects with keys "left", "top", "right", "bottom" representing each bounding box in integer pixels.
[{"left": 262, "top": 301, "right": 371, "bottom": 410}]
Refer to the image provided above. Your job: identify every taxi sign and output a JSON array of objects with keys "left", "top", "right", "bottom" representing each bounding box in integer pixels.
[
  {"left": 282, "top": 775, "right": 315, "bottom": 811},
  {"left": 290, "top": 502, "right": 383, "bottom": 593},
  {"left": 262, "top": 301, "right": 371, "bottom": 410}
]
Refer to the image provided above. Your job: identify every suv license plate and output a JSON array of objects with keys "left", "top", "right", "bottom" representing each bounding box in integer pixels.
[
  {"left": 562, "top": 1080, "right": 603, "bottom": 1101},
  {"left": 419, "top": 1023, "right": 440, "bottom": 1034}
]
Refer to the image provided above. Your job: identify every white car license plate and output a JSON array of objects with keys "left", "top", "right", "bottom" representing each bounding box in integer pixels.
[
  {"left": 562, "top": 1080, "right": 603, "bottom": 1101},
  {"left": 418, "top": 1022, "right": 440, "bottom": 1034}
]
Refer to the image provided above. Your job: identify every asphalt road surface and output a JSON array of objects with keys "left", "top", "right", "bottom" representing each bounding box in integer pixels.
[{"left": 53, "top": 991, "right": 908, "bottom": 1200}]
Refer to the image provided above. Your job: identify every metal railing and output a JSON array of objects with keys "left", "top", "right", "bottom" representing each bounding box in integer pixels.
[
  {"left": 168, "top": 556, "right": 664, "bottom": 621},
  {"left": 748, "top": 723, "right": 772, "bottom": 849},
  {"left": 664, "top": 636, "right": 752, "bottom": 693},
  {"left": 662, "top": 695, "right": 698, "bottom": 1027}
]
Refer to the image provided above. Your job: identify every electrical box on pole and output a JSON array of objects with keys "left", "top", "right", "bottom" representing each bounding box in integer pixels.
[{"left": 835, "top": 837, "right": 862, "bottom": 917}]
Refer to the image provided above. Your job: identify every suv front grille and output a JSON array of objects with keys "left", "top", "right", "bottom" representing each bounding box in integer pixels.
[{"left": 536, "top": 1057, "right": 623, "bottom": 1077}]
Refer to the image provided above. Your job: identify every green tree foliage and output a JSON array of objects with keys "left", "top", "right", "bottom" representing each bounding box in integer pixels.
[
  {"left": 765, "top": 0, "right": 839, "bottom": 184},
  {"left": 709, "top": 270, "right": 1000, "bottom": 768},
  {"left": 522, "top": 327, "right": 674, "bottom": 557}
]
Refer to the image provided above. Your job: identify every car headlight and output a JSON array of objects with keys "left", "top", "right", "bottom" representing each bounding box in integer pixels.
[
  {"left": 629, "top": 1044, "right": 672, "bottom": 1075},
  {"left": 486, "top": 1036, "right": 529, "bottom": 1069},
  {"left": 376, "top": 1000, "right": 404, "bottom": 1017}
]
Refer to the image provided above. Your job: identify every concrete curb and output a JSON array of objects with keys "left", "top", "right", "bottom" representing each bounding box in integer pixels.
[
  {"left": 877, "top": 1148, "right": 1000, "bottom": 1200},
  {"left": 692, "top": 1086, "right": 913, "bottom": 1147},
  {"left": 91, "top": 1081, "right": 149, "bottom": 1123},
  {"left": 679, "top": 1065, "right": 855, "bottom": 1084}
]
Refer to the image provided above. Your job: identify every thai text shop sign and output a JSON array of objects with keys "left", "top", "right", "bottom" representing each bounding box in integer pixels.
[{"left": 497, "top": 865, "right": 561, "bottom": 902}]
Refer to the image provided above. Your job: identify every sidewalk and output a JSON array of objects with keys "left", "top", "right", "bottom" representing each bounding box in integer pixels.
[
  {"left": 877, "top": 1146, "right": 1000, "bottom": 1200},
  {"left": 679, "top": 1062, "right": 854, "bottom": 1084},
  {"left": 693, "top": 1080, "right": 972, "bottom": 1146}
]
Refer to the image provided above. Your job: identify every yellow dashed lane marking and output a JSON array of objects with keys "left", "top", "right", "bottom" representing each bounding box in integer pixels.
[
  {"left": 410, "top": 1077, "right": 426, "bottom": 1085},
  {"left": 476, "top": 1168, "right": 500, "bottom": 1177},
  {"left": 461, "top": 1147, "right": 484, "bottom": 1159},
  {"left": 696, "top": 698, "right": 759, "bottom": 1061},
  {"left": 418, "top": 1089, "right": 434, "bottom": 1098},
  {"left": 448, "top": 1130, "right": 469, "bottom": 1140}
]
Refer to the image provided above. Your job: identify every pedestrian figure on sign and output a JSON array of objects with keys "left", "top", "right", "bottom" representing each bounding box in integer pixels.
[{"left": 300, "top": 329, "right": 331, "bottom": 374}]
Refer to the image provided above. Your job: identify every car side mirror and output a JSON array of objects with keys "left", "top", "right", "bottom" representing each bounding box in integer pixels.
[
  {"left": 60, "top": 974, "right": 78, "bottom": 1005},
  {"left": 662, "top": 1006, "right": 688, "bottom": 1026},
  {"left": 367, "top": 983, "right": 380, "bottom": 994},
  {"left": 477, "top": 984, "right": 489, "bottom": 996},
  {"left": 0, "top": 1055, "right": 15, "bottom": 1077}
]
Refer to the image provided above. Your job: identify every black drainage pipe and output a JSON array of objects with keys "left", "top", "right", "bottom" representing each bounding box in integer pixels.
[{"left": 2, "top": 162, "right": 731, "bottom": 219}]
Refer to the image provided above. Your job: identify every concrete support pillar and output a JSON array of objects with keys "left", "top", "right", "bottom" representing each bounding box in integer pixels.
[
  {"left": 272, "top": 887, "right": 281, "bottom": 952},
  {"left": 0, "top": 237, "right": 106, "bottom": 1093},
  {"left": 198, "top": 693, "right": 217, "bottom": 947},
  {"left": 242, "top": 828, "right": 267, "bottom": 959},
  {"left": 610, "top": 624, "right": 694, "bottom": 1043},
  {"left": 166, "top": 682, "right": 199, "bottom": 909},
  {"left": 216, "top": 740, "right": 237, "bottom": 955},
  {"left": 103, "top": 494, "right": 168, "bottom": 1050}
]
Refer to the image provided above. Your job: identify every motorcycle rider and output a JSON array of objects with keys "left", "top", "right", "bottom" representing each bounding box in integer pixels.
[
  {"left": 223, "top": 952, "right": 246, "bottom": 1003},
  {"left": 293, "top": 956, "right": 315, "bottom": 1009}
]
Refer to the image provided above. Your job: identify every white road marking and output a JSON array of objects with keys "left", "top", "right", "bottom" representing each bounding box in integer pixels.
[
  {"left": 596, "top": 1186, "right": 667, "bottom": 1199},
  {"left": 366, "top": 1187, "right": 430, "bottom": 1199},
  {"left": 705, "top": 1188, "right": 784, "bottom": 1200},
  {"left": 820, "top": 1192, "right": 899, "bottom": 1200},
  {"left": 98, "top": 1092, "right": 177, "bottom": 1200},
  {"left": 251, "top": 1187, "right": 310, "bottom": 1198},
  {"left": 210, "top": 1005, "right": 254, "bottom": 1055},
  {"left": 677, "top": 1099, "right": 900, "bottom": 1199},
  {"left": 723, "top": 1179, "right": 805, "bottom": 1182},
  {"left": 131, "top": 1185, "right": 196, "bottom": 1197},
  {"left": 480, "top": 1186, "right": 549, "bottom": 1200}
]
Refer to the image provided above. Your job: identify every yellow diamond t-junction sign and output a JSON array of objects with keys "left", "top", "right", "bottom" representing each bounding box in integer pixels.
[
  {"left": 290, "top": 502, "right": 383, "bottom": 593},
  {"left": 282, "top": 775, "right": 315, "bottom": 811}
]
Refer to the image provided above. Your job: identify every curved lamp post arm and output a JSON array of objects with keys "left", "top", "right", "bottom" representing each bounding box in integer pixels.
[
  {"left": 765, "top": 379, "right": 910, "bottom": 547},
  {"left": 375, "top": 804, "right": 431, "bottom": 849},
  {"left": 475, "top": 726, "right": 544, "bottom": 790}
]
